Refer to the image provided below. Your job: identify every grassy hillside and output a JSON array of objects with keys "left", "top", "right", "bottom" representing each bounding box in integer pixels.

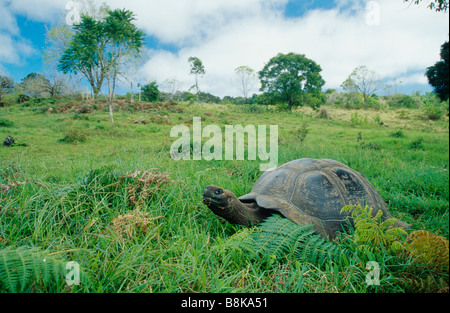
[{"left": 0, "top": 98, "right": 448, "bottom": 293}]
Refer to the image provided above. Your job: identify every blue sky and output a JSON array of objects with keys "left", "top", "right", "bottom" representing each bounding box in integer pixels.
[{"left": 0, "top": 0, "right": 449, "bottom": 97}]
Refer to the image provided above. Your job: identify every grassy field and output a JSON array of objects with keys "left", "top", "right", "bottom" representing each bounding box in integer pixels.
[{"left": 0, "top": 98, "right": 448, "bottom": 293}]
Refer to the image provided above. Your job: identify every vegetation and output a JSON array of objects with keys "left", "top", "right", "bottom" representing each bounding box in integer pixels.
[
  {"left": 426, "top": 41, "right": 449, "bottom": 102},
  {"left": 188, "top": 57, "right": 206, "bottom": 103},
  {"left": 0, "top": 94, "right": 448, "bottom": 293},
  {"left": 259, "top": 53, "right": 325, "bottom": 111},
  {"left": 0, "top": 1, "right": 448, "bottom": 295},
  {"left": 58, "top": 9, "right": 145, "bottom": 123}
]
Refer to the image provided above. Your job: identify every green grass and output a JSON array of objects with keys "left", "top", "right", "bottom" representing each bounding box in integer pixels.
[{"left": 0, "top": 99, "right": 448, "bottom": 293}]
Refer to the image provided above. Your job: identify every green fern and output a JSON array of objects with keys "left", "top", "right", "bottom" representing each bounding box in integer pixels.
[
  {"left": 341, "top": 205, "right": 408, "bottom": 253},
  {"left": 221, "top": 215, "right": 350, "bottom": 267},
  {"left": 0, "top": 246, "right": 71, "bottom": 292}
]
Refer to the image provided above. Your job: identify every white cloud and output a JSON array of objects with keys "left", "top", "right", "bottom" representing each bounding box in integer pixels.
[
  {"left": 132, "top": 0, "right": 448, "bottom": 97},
  {"left": 7, "top": 0, "right": 64, "bottom": 22}
]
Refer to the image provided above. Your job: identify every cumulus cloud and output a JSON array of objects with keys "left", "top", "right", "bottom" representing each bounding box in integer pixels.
[{"left": 131, "top": 0, "right": 448, "bottom": 96}]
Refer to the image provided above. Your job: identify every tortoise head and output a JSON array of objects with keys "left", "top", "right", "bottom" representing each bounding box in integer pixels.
[
  {"left": 203, "top": 185, "right": 266, "bottom": 226},
  {"left": 202, "top": 185, "right": 235, "bottom": 219}
]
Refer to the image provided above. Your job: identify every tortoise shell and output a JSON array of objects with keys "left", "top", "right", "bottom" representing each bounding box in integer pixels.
[{"left": 239, "top": 158, "right": 394, "bottom": 238}]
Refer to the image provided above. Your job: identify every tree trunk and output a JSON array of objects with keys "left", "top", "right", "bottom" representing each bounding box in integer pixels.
[
  {"left": 108, "top": 103, "right": 114, "bottom": 124},
  {"left": 363, "top": 93, "right": 368, "bottom": 110}
]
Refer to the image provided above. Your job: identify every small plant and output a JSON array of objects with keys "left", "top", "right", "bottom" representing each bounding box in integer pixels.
[
  {"left": 350, "top": 112, "right": 368, "bottom": 126},
  {"left": 111, "top": 211, "right": 163, "bottom": 240},
  {"left": 289, "top": 120, "right": 310, "bottom": 143},
  {"left": 17, "top": 94, "right": 30, "bottom": 104},
  {"left": 422, "top": 95, "right": 445, "bottom": 120},
  {"left": 408, "top": 137, "right": 425, "bottom": 150},
  {"left": 0, "top": 246, "right": 71, "bottom": 292},
  {"left": 404, "top": 230, "right": 449, "bottom": 272},
  {"left": 341, "top": 205, "right": 408, "bottom": 254},
  {"left": 389, "top": 130, "right": 405, "bottom": 138},
  {"left": 374, "top": 115, "right": 382, "bottom": 125},
  {"left": 0, "top": 118, "right": 14, "bottom": 128},
  {"left": 57, "top": 129, "right": 88, "bottom": 144},
  {"left": 317, "top": 108, "right": 329, "bottom": 119}
]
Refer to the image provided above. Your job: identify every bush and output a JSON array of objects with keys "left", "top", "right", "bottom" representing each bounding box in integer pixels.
[
  {"left": 0, "top": 118, "right": 14, "bottom": 128},
  {"left": 318, "top": 108, "right": 329, "bottom": 119},
  {"left": 421, "top": 94, "right": 446, "bottom": 120},
  {"left": 389, "top": 130, "right": 405, "bottom": 138},
  {"left": 57, "top": 129, "right": 88, "bottom": 144},
  {"left": 409, "top": 137, "right": 425, "bottom": 150}
]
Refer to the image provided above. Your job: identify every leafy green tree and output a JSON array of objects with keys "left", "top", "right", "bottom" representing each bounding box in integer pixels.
[
  {"left": 426, "top": 41, "right": 449, "bottom": 102},
  {"left": 188, "top": 57, "right": 206, "bottom": 103},
  {"left": 141, "top": 82, "right": 160, "bottom": 102},
  {"left": 59, "top": 9, "right": 144, "bottom": 123},
  {"left": 341, "top": 66, "right": 382, "bottom": 110},
  {"left": 259, "top": 53, "right": 325, "bottom": 111}
]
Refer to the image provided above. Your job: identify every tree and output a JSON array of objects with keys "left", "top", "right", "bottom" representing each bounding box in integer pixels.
[
  {"left": 259, "top": 53, "right": 325, "bottom": 111},
  {"left": 141, "top": 82, "right": 160, "bottom": 102},
  {"left": 426, "top": 41, "right": 449, "bottom": 102},
  {"left": 188, "top": 57, "right": 205, "bottom": 103},
  {"left": 341, "top": 66, "right": 382, "bottom": 110},
  {"left": 234, "top": 66, "right": 257, "bottom": 103},
  {"left": 58, "top": 9, "right": 145, "bottom": 123},
  {"left": 161, "top": 78, "right": 181, "bottom": 101},
  {"left": 0, "top": 76, "right": 15, "bottom": 104},
  {"left": 16, "top": 73, "right": 50, "bottom": 98},
  {"left": 404, "top": 0, "right": 448, "bottom": 12}
]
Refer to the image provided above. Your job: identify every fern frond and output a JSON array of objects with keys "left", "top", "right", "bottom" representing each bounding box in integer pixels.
[
  {"left": 0, "top": 246, "right": 71, "bottom": 292},
  {"left": 341, "top": 204, "right": 408, "bottom": 254},
  {"left": 222, "top": 215, "right": 350, "bottom": 267},
  {"left": 251, "top": 215, "right": 316, "bottom": 258}
]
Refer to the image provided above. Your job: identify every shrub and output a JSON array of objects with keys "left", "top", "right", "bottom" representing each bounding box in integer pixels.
[
  {"left": 409, "top": 137, "right": 425, "bottom": 150},
  {"left": 422, "top": 95, "right": 445, "bottom": 120},
  {"left": 318, "top": 108, "right": 329, "bottom": 119},
  {"left": 389, "top": 130, "right": 405, "bottom": 138},
  {"left": 0, "top": 118, "right": 14, "bottom": 128},
  {"left": 57, "top": 129, "right": 88, "bottom": 144}
]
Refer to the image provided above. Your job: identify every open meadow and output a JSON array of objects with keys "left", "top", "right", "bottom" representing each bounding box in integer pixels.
[{"left": 0, "top": 98, "right": 448, "bottom": 293}]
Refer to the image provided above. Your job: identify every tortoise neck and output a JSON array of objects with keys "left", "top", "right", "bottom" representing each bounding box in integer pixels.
[{"left": 229, "top": 200, "right": 267, "bottom": 226}]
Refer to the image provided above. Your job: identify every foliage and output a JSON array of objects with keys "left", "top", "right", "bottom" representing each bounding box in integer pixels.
[
  {"left": 188, "top": 56, "right": 206, "bottom": 102},
  {"left": 221, "top": 215, "right": 349, "bottom": 267},
  {"left": 0, "top": 118, "right": 14, "bottom": 128},
  {"left": 405, "top": 230, "right": 449, "bottom": 272},
  {"left": 408, "top": 137, "right": 425, "bottom": 150},
  {"left": 141, "top": 81, "right": 160, "bottom": 102},
  {"left": 421, "top": 93, "right": 447, "bottom": 120},
  {"left": 57, "top": 129, "right": 88, "bottom": 144},
  {"left": 58, "top": 9, "right": 145, "bottom": 99},
  {"left": 0, "top": 246, "right": 71, "bottom": 292},
  {"left": 426, "top": 41, "right": 449, "bottom": 102},
  {"left": 234, "top": 66, "right": 257, "bottom": 103},
  {"left": 0, "top": 76, "right": 15, "bottom": 104},
  {"left": 0, "top": 98, "right": 448, "bottom": 293},
  {"left": 341, "top": 205, "right": 408, "bottom": 254},
  {"left": 341, "top": 66, "right": 382, "bottom": 110},
  {"left": 259, "top": 53, "right": 325, "bottom": 111},
  {"left": 404, "top": 0, "right": 448, "bottom": 12},
  {"left": 15, "top": 73, "right": 50, "bottom": 98}
]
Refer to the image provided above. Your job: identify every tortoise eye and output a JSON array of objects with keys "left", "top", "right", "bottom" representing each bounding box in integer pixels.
[{"left": 214, "top": 189, "right": 223, "bottom": 195}]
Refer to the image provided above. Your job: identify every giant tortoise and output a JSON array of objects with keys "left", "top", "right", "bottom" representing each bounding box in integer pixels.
[{"left": 203, "top": 158, "right": 410, "bottom": 238}]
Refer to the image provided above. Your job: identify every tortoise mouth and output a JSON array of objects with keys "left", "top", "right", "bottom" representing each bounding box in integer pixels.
[{"left": 203, "top": 196, "right": 226, "bottom": 210}]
